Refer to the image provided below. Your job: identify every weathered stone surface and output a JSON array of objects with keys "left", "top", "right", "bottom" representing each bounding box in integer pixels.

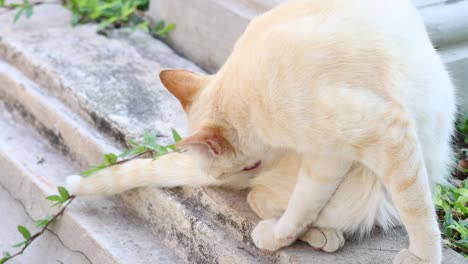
[
  {"left": 0, "top": 5, "right": 200, "bottom": 145},
  {"left": 0, "top": 4, "right": 466, "bottom": 264},
  {"left": 0, "top": 103, "right": 181, "bottom": 264},
  {"left": 0, "top": 182, "right": 89, "bottom": 264},
  {"left": 0, "top": 9, "right": 268, "bottom": 262}
]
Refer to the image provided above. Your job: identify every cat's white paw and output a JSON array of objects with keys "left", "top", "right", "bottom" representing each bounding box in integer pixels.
[
  {"left": 300, "top": 227, "right": 345, "bottom": 252},
  {"left": 252, "top": 219, "right": 286, "bottom": 251},
  {"left": 393, "top": 249, "right": 437, "bottom": 264},
  {"left": 65, "top": 175, "right": 82, "bottom": 195}
]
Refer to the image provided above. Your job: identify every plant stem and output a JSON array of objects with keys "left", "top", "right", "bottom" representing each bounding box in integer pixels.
[
  {"left": 115, "top": 149, "right": 153, "bottom": 165},
  {"left": 4, "top": 196, "right": 75, "bottom": 263}
]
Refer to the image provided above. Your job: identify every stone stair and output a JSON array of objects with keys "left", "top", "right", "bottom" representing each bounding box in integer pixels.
[
  {"left": 0, "top": 4, "right": 466, "bottom": 264},
  {"left": 0, "top": 95, "right": 180, "bottom": 264}
]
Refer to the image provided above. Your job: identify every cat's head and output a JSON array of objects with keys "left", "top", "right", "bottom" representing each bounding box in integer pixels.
[{"left": 160, "top": 69, "right": 265, "bottom": 179}]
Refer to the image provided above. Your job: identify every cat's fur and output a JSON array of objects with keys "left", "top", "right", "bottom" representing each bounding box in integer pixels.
[{"left": 66, "top": 0, "right": 456, "bottom": 263}]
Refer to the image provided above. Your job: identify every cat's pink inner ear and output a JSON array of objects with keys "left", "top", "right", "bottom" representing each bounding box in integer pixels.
[
  {"left": 175, "top": 126, "right": 230, "bottom": 156},
  {"left": 159, "top": 69, "right": 206, "bottom": 110}
]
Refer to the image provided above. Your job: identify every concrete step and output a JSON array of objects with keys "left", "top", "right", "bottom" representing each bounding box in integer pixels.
[
  {"left": 0, "top": 103, "right": 181, "bottom": 264},
  {"left": 0, "top": 180, "right": 89, "bottom": 264},
  {"left": 0, "top": 4, "right": 465, "bottom": 264},
  {"left": 0, "top": 59, "right": 264, "bottom": 263},
  {"left": 0, "top": 7, "right": 268, "bottom": 263}
]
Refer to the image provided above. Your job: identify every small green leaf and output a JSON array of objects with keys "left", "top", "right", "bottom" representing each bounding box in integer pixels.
[
  {"left": 155, "top": 22, "right": 175, "bottom": 38},
  {"left": 97, "top": 16, "right": 117, "bottom": 30},
  {"left": 171, "top": 128, "right": 182, "bottom": 143},
  {"left": 136, "top": 21, "right": 149, "bottom": 32},
  {"left": 58, "top": 186, "right": 70, "bottom": 200},
  {"left": 12, "top": 241, "right": 27, "bottom": 248},
  {"left": 143, "top": 130, "right": 157, "bottom": 147},
  {"left": 120, "top": 146, "right": 146, "bottom": 158},
  {"left": 35, "top": 215, "right": 53, "bottom": 228},
  {"left": 153, "top": 20, "right": 165, "bottom": 32},
  {"left": 0, "top": 0, "right": 5, "bottom": 7},
  {"left": 71, "top": 12, "right": 79, "bottom": 26},
  {"left": 14, "top": 7, "right": 25, "bottom": 23},
  {"left": 25, "top": 5, "right": 33, "bottom": 18},
  {"left": 46, "top": 195, "right": 63, "bottom": 202},
  {"left": 17, "top": 225, "right": 31, "bottom": 240},
  {"left": 167, "top": 144, "right": 176, "bottom": 151},
  {"left": 52, "top": 201, "right": 65, "bottom": 208},
  {"left": 128, "top": 139, "right": 140, "bottom": 147},
  {"left": 0, "top": 252, "right": 11, "bottom": 264},
  {"left": 80, "top": 164, "right": 106, "bottom": 177},
  {"left": 104, "top": 153, "right": 118, "bottom": 165}
]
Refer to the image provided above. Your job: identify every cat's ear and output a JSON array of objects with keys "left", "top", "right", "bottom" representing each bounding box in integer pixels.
[
  {"left": 175, "top": 126, "right": 232, "bottom": 157},
  {"left": 159, "top": 69, "right": 209, "bottom": 110}
]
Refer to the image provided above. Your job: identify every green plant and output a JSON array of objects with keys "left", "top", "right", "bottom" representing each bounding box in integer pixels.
[
  {"left": 0, "top": 187, "right": 74, "bottom": 264},
  {"left": 64, "top": 0, "right": 149, "bottom": 30},
  {"left": 0, "top": 129, "right": 181, "bottom": 263},
  {"left": 3, "top": 0, "right": 175, "bottom": 38},
  {"left": 81, "top": 128, "right": 181, "bottom": 177},
  {"left": 1, "top": 0, "right": 34, "bottom": 22},
  {"left": 435, "top": 180, "right": 468, "bottom": 258},
  {"left": 152, "top": 20, "right": 175, "bottom": 38}
]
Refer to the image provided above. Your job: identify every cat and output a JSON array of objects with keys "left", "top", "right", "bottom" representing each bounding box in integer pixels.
[{"left": 66, "top": 0, "right": 456, "bottom": 263}]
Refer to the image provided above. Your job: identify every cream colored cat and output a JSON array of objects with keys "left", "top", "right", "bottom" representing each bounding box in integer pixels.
[{"left": 66, "top": 0, "right": 456, "bottom": 263}]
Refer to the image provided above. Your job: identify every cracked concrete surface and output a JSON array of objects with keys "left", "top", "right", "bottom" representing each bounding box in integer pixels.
[
  {"left": 0, "top": 102, "right": 181, "bottom": 264},
  {"left": 0, "top": 182, "right": 91, "bottom": 264}
]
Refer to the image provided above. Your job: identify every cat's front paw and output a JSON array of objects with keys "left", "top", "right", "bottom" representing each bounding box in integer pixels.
[
  {"left": 393, "top": 249, "right": 437, "bottom": 264},
  {"left": 252, "top": 219, "right": 293, "bottom": 251},
  {"left": 65, "top": 175, "right": 83, "bottom": 195}
]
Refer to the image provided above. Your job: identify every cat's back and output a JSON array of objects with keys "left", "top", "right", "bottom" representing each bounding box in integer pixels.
[{"left": 231, "top": 0, "right": 448, "bottom": 100}]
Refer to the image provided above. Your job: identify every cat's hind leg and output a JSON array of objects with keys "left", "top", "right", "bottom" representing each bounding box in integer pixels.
[
  {"left": 248, "top": 184, "right": 345, "bottom": 252},
  {"left": 249, "top": 156, "right": 352, "bottom": 251}
]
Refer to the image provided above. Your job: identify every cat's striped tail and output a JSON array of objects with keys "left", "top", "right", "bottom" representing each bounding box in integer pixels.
[{"left": 65, "top": 153, "right": 221, "bottom": 196}]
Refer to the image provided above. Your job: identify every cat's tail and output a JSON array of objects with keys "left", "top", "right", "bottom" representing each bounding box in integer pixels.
[{"left": 65, "top": 152, "right": 221, "bottom": 196}]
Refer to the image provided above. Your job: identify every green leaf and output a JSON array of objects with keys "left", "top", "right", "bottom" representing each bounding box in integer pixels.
[
  {"left": 71, "top": 12, "right": 79, "bottom": 26},
  {"left": 14, "top": 7, "right": 25, "bottom": 23},
  {"left": 12, "top": 241, "right": 27, "bottom": 248},
  {"left": 0, "top": 252, "right": 11, "bottom": 264},
  {"left": 35, "top": 215, "right": 53, "bottom": 228},
  {"left": 46, "top": 195, "right": 63, "bottom": 202},
  {"left": 25, "top": 5, "right": 33, "bottom": 18},
  {"left": 17, "top": 225, "right": 31, "bottom": 240},
  {"left": 120, "top": 146, "right": 146, "bottom": 158},
  {"left": 171, "top": 128, "right": 182, "bottom": 143},
  {"left": 155, "top": 22, "right": 175, "bottom": 38},
  {"left": 128, "top": 139, "right": 140, "bottom": 147},
  {"left": 167, "top": 144, "right": 176, "bottom": 151},
  {"left": 455, "top": 239, "right": 468, "bottom": 250},
  {"left": 143, "top": 130, "right": 157, "bottom": 147},
  {"left": 104, "top": 153, "right": 118, "bottom": 165},
  {"left": 153, "top": 20, "right": 165, "bottom": 32},
  {"left": 52, "top": 201, "right": 65, "bottom": 208},
  {"left": 0, "top": 0, "right": 5, "bottom": 7},
  {"left": 58, "top": 186, "right": 70, "bottom": 200},
  {"left": 97, "top": 17, "right": 118, "bottom": 30},
  {"left": 80, "top": 164, "right": 106, "bottom": 177},
  {"left": 136, "top": 21, "right": 149, "bottom": 32}
]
